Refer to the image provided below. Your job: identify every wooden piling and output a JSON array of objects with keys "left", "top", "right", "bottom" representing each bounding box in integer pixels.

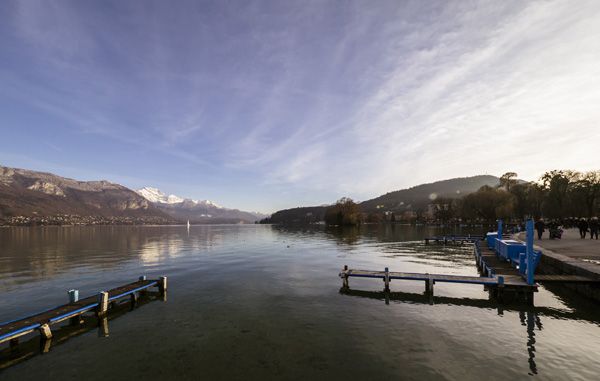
[
  {"left": 343, "top": 265, "right": 349, "bottom": 289},
  {"left": 159, "top": 276, "right": 167, "bottom": 295},
  {"left": 425, "top": 277, "right": 434, "bottom": 295},
  {"left": 97, "top": 291, "right": 108, "bottom": 317},
  {"left": 383, "top": 268, "right": 390, "bottom": 292},
  {"left": 39, "top": 324, "right": 52, "bottom": 340},
  {"left": 130, "top": 292, "right": 138, "bottom": 306}
]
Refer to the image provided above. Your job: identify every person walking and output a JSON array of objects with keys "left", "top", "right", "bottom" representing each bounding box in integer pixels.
[
  {"left": 577, "top": 218, "right": 589, "bottom": 239},
  {"left": 589, "top": 217, "right": 599, "bottom": 240},
  {"left": 535, "top": 219, "right": 545, "bottom": 239}
]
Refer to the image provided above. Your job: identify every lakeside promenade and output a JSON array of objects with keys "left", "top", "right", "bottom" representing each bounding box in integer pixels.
[
  {"left": 515, "top": 228, "right": 600, "bottom": 264},
  {"left": 514, "top": 227, "right": 600, "bottom": 301}
]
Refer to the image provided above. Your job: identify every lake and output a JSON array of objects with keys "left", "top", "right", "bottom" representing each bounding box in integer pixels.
[{"left": 1, "top": 224, "right": 599, "bottom": 380}]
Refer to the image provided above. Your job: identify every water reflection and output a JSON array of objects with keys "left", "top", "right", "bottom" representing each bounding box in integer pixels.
[{"left": 339, "top": 287, "right": 594, "bottom": 376}]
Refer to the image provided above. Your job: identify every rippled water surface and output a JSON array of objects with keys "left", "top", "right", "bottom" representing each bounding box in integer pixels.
[{"left": 1, "top": 224, "right": 600, "bottom": 380}]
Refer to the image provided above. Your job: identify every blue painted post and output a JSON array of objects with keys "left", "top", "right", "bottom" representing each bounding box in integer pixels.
[
  {"left": 526, "top": 219, "right": 534, "bottom": 285},
  {"left": 498, "top": 220, "right": 503, "bottom": 241}
]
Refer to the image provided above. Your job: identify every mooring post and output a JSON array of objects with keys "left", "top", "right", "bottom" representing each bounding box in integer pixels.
[
  {"left": 139, "top": 275, "right": 146, "bottom": 281},
  {"left": 39, "top": 324, "right": 52, "bottom": 340},
  {"left": 383, "top": 267, "right": 390, "bottom": 292},
  {"left": 97, "top": 291, "right": 108, "bottom": 316},
  {"left": 425, "top": 276, "right": 434, "bottom": 295},
  {"left": 159, "top": 276, "right": 167, "bottom": 295},
  {"left": 68, "top": 289, "right": 79, "bottom": 303}
]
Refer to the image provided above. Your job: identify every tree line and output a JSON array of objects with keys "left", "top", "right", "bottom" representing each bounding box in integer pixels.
[
  {"left": 324, "top": 170, "right": 600, "bottom": 226},
  {"left": 429, "top": 170, "right": 600, "bottom": 223}
]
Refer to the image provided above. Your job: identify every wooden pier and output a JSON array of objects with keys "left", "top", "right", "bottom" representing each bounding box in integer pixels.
[
  {"left": 424, "top": 234, "right": 485, "bottom": 245},
  {"left": 0, "top": 276, "right": 166, "bottom": 346},
  {"left": 341, "top": 224, "right": 544, "bottom": 305}
]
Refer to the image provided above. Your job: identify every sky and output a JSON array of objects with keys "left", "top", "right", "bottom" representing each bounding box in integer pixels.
[{"left": 1, "top": 0, "right": 599, "bottom": 214}]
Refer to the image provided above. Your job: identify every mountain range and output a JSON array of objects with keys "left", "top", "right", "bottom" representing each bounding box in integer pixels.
[
  {"left": 0, "top": 165, "right": 265, "bottom": 225},
  {"left": 136, "top": 187, "right": 268, "bottom": 224},
  {"left": 0, "top": 164, "right": 500, "bottom": 226}
]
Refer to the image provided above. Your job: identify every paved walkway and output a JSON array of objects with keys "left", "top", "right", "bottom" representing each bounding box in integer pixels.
[{"left": 515, "top": 228, "right": 600, "bottom": 263}]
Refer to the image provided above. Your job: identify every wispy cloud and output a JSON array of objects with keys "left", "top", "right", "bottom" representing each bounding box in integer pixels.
[{"left": 1, "top": 0, "right": 599, "bottom": 212}]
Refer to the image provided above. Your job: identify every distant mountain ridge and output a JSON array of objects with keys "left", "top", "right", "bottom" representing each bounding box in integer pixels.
[
  {"left": 263, "top": 175, "right": 500, "bottom": 224},
  {"left": 136, "top": 187, "right": 267, "bottom": 224},
  {"left": 0, "top": 165, "right": 266, "bottom": 225},
  {"left": 0, "top": 165, "right": 170, "bottom": 222}
]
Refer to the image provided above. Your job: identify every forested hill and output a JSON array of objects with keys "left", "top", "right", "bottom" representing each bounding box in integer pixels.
[
  {"left": 360, "top": 175, "right": 499, "bottom": 213},
  {"left": 262, "top": 175, "right": 500, "bottom": 224}
]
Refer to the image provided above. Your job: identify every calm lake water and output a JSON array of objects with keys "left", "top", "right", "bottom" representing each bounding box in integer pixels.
[{"left": 1, "top": 224, "right": 600, "bottom": 380}]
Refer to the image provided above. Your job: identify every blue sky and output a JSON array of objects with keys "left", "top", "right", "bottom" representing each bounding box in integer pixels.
[{"left": 1, "top": 0, "right": 599, "bottom": 214}]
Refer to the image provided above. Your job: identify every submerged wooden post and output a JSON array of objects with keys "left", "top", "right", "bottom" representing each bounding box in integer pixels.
[
  {"left": 97, "top": 291, "right": 108, "bottom": 316},
  {"left": 39, "top": 324, "right": 52, "bottom": 340},
  {"left": 159, "top": 276, "right": 167, "bottom": 295},
  {"left": 383, "top": 267, "right": 390, "bottom": 292},
  {"left": 343, "top": 265, "right": 349, "bottom": 289},
  {"left": 130, "top": 292, "right": 138, "bottom": 306},
  {"left": 526, "top": 291, "right": 534, "bottom": 306},
  {"left": 70, "top": 314, "right": 83, "bottom": 326}
]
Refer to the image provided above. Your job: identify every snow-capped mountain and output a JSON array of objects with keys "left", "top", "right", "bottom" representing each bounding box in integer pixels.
[
  {"left": 137, "top": 187, "right": 223, "bottom": 208},
  {"left": 137, "top": 187, "right": 183, "bottom": 204},
  {"left": 136, "top": 187, "right": 264, "bottom": 223}
]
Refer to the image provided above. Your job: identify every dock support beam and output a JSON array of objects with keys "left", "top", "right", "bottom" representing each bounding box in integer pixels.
[
  {"left": 342, "top": 265, "right": 349, "bottom": 289},
  {"left": 159, "top": 276, "right": 167, "bottom": 295},
  {"left": 130, "top": 292, "right": 138, "bottom": 307}
]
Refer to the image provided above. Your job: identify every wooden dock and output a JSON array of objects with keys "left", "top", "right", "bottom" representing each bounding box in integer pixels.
[
  {"left": 0, "top": 276, "right": 166, "bottom": 346},
  {"left": 424, "top": 234, "right": 485, "bottom": 245},
  {"left": 340, "top": 236, "right": 540, "bottom": 305}
]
